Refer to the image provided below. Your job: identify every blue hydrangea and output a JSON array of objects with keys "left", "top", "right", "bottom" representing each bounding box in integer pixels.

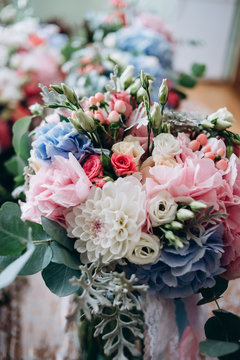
[
  {"left": 127, "top": 225, "right": 225, "bottom": 299},
  {"left": 115, "top": 27, "right": 173, "bottom": 70},
  {"left": 32, "top": 121, "right": 93, "bottom": 164}
]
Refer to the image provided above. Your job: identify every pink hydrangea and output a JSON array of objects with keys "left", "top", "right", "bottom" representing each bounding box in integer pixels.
[{"left": 20, "top": 153, "right": 91, "bottom": 224}]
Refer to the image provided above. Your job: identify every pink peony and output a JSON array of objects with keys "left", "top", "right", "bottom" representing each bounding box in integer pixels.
[
  {"left": 20, "top": 153, "right": 91, "bottom": 224},
  {"left": 110, "top": 91, "right": 133, "bottom": 120}
]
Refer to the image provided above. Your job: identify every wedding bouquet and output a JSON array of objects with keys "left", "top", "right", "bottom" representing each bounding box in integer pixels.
[
  {"left": 0, "top": 2, "right": 67, "bottom": 153},
  {"left": 1, "top": 66, "right": 240, "bottom": 360},
  {"left": 63, "top": 0, "right": 205, "bottom": 108}
]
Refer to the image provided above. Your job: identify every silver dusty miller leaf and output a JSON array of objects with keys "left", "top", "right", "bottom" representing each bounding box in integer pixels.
[{"left": 66, "top": 260, "right": 147, "bottom": 360}]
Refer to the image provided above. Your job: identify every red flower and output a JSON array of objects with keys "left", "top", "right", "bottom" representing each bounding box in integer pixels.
[
  {"left": 167, "top": 91, "right": 180, "bottom": 109},
  {"left": 111, "top": 153, "right": 137, "bottom": 177},
  {"left": 83, "top": 155, "right": 103, "bottom": 181},
  {"left": 0, "top": 121, "right": 12, "bottom": 151}
]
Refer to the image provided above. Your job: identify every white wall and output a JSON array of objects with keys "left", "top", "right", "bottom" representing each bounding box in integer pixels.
[{"left": 30, "top": 0, "right": 239, "bottom": 80}]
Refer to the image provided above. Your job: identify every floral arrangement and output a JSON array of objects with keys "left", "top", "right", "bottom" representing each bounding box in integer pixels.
[
  {"left": 63, "top": 0, "right": 205, "bottom": 107},
  {"left": 1, "top": 66, "right": 240, "bottom": 360},
  {"left": 0, "top": 2, "right": 67, "bottom": 153}
]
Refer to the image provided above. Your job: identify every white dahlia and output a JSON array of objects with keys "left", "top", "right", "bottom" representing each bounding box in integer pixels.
[{"left": 66, "top": 176, "right": 146, "bottom": 263}]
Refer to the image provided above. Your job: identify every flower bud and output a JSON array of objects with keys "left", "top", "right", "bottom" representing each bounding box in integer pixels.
[
  {"left": 140, "top": 70, "right": 149, "bottom": 89},
  {"left": 75, "top": 110, "right": 96, "bottom": 132},
  {"left": 201, "top": 119, "right": 215, "bottom": 130},
  {"left": 127, "top": 78, "right": 141, "bottom": 95},
  {"left": 50, "top": 84, "right": 64, "bottom": 94},
  {"left": 151, "top": 102, "right": 162, "bottom": 132},
  {"left": 165, "top": 231, "right": 183, "bottom": 248},
  {"left": 189, "top": 201, "right": 207, "bottom": 212},
  {"left": 137, "top": 87, "right": 147, "bottom": 103},
  {"left": 61, "top": 83, "right": 79, "bottom": 106},
  {"left": 158, "top": 79, "right": 168, "bottom": 106},
  {"left": 176, "top": 208, "right": 195, "bottom": 222},
  {"left": 120, "top": 65, "right": 134, "bottom": 89},
  {"left": 29, "top": 103, "right": 43, "bottom": 115},
  {"left": 170, "top": 221, "right": 184, "bottom": 230}
]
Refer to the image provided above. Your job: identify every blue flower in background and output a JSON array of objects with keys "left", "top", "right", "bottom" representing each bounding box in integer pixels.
[
  {"left": 32, "top": 121, "right": 93, "bottom": 164},
  {"left": 127, "top": 225, "right": 225, "bottom": 299},
  {"left": 115, "top": 27, "right": 173, "bottom": 70}
]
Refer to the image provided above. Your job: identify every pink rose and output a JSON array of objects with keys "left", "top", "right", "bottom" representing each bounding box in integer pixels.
[
  {"left": 92, "top": 177, "right": 106, "bottom": 188},
  {"left": 83, "top": 155, "right": 103, "bottom": 181},
  {"left": 111, "top": 153, "right": 137, "bottom": 177},
  {"left": 20, "top": 153, "right": 91, "bottom": 224},
  {"left": 110, "top": 91, "right": 133, "bottom": 120}
]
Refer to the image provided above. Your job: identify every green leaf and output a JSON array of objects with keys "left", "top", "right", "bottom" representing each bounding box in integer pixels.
[
  {"left": 191, "top": 63, "right": 206, "bottom": 78},
  {"left": 42, "top": 262, "right": 81, "bottom": 296},
  {"left": 199, "top": 339, "right": 239, "bottom": 357},
  {"left": 205, "top": 316, "right": 227, "bottom": 341},
  {"left": 100, "top": 152, "right": 112, "bottom": 171},
  {"left": 0, "top": 242, "right": 35, "bottom": 289},
  {"left": 25, "top": 221, "right": 52, "bottom": 242},
  {"left": 178, "top": 73, "right": 197, "bottom": 88},
  {"left": 198, "top": 277, "right": 228, "bottom": 305},
  {"left": 12, "top": 116, "right": 32, "bottom": 161},
  {"left": 213, "top": 310, "right": 240, "bottom": 342},
  {"left": 41, "top": 217, "right": 74, "bottom": 251},
  {"left": 5, "top": 155, "right": 26, "bottom": 177},
  {"left": 19, "top": 244, "right": 52, "bottom": 275},
  {"left": 0, "top": 202, "right": 28, "bottom": 256},
  {"left": 50, "top": 241, "right": 80, "bottom": 269}
]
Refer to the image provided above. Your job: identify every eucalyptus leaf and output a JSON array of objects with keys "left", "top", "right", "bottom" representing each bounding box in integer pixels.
[
  {"left": 19, "top": 244, "right": 52, "bottom": 275},
  {"left": 199, "top": 339, "right": 239, "bottom": 357},
  {"left": 50, "top": 241, "right": 80, "bottom": 269},
  {"left": 213, "top": 310, "right": 240, "bottom": 342},
  {"left": 5, "top": 155, "right": 26, "bottom": 177},
  {"left": 0, "top": 202, "right": 28, "bottom": 256},
  {"left": 205, "top": 316, "right": 226, "bottom": 341},
  {"left": 41, "top": 217, "right": 74, "bottom": 251},
  {"left": 191, "top": 63, "right": 206, "bottom": 78},
  {"left": 0, "top": 242, "right": 35, "bottom": 289},
  {"left": 178, "top": 73, "right": 197, "bottom": 88},
  {"left": 12, "top": 116, "right": 32, "bottom": 160},
  {"left": 42, "top": 262, "right": 81, "bottom": 296},
  {"left": 198, "top": 277, "right": 228, "bottom": 305}
]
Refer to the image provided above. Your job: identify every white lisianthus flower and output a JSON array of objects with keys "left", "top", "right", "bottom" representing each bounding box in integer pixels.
[
  {"left": 112, "top": 135, "right": 145, "bottom": 168},
  {"left": 153, "top": 155, "right": 178, "bottom": 168},
  {"left": 147, "top": 190, "right": 178, "bottom": 227},
  {"left": 152, "top": 133, "right": 181, "bottom": 165},
  {"left": 127, "top": 232, "right": 161, "bottom": 265},
  {"left": 65, "top": 176, "right": 146, "bottom": 264},
  {"left": 203, "top": 107, "right": 235, "bottom": 131}
]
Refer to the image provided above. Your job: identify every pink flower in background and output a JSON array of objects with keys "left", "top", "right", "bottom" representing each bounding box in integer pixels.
[
  {"left": 135, "top": 12, "right": 174, "bottom": 43},
  {"left": 110, "top": 91, "right": 133, "bottom": 120},
  {"left": 20, "top": 153, "right": 91, "bottom": 224}
]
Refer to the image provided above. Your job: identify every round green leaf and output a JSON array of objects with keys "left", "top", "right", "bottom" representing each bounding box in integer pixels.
[
  {"left": 19, "top": 244, "right": 52, "bottom": 275},
  {"left": 213, "top": 310, "right": 240, "bottom": 342},
  {"left": 50, "top": 241, "right": 80, "bottom": 270},
  {"left": 0, "top": 243, "right": 35, "bottom": 289},
  {"left": 178, "top": 73, "right": 197, "bottom": 88},
  {"left": 205, "top": 316, "right": 227, "bottom": 341},
  {"left": 0, "top": 202, "right": 28, "bottom": 256},
  {"left": 42, "top": 262, "right": 81, "bottom": 296},
  {"left": 41, "top": 217, "right": 74, "bottom": 251},
  {"left": 191, "top": 63, "right": 206, "bottom": 78},
  {"left": 199, "top": 339, "right": 239, "bottom": 357}
]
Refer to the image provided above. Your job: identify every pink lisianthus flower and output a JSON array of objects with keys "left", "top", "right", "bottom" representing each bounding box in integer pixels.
[
  {"left": 110, "top": 91, "right": 133, "bottom": 120},
  {"left": 20, "top": 153, "right": 91, "bottom": 224},
  {"left": 146, "top": 157, "right": 224, "bottom": 210}
]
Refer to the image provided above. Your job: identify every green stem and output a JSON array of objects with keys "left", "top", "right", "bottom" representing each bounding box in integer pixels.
[{"left": 32, "top": 240, "right": 51, "bottom": 245}]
